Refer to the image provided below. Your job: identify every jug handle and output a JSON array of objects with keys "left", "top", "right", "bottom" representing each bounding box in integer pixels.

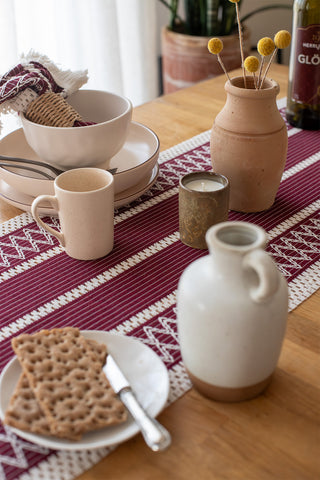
[{"left": 243, "top": 249, "right": 279, "bottom": 303}]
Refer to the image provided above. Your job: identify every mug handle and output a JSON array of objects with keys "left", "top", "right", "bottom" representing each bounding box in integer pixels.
[
  {"left": 31, "top": 195, "right": 65, "bottom": 246},
  {"left": 243, "top": 249, "right": 279, "bottom": 303}
]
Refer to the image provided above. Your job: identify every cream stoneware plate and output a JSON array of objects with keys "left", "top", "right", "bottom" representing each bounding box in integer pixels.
[
  {"left": 0, "top": 164, "right": 159, "bottom": 214},
  {"left": 0, "top": 122, "right": 159, "bottom": 197},
  {"left": 0, "top": 331, "right": 170, "bottom": 451}
]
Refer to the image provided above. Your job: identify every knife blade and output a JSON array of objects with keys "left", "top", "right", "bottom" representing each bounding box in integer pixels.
[{"left": 103, "top": 354, "right": 171, "bottom": 452}]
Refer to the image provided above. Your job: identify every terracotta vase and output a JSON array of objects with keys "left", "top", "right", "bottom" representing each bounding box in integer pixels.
[
  {"left": 177, "top": 221, "right": 288, "bottom": 402},
  {"left": 210, "top": 76, "right": 288, "bottom": 213},
  {"left": 161, "top": 27, "right": 251, "bottom": 94}
]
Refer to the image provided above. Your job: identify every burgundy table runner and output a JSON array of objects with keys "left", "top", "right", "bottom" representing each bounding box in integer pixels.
[{"left": 0, "top": 98, "right": 319, "bottom": 480}]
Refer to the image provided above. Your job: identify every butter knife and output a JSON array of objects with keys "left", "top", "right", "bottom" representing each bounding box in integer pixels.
[{"left": 103, "top": 354, "right": 171, "bottom": 452}]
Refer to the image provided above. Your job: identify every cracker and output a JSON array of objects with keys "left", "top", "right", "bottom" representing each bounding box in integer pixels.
[
  {"left": 8, "top": 328, "right": 127, "bottom": 440},
  {"left": 4, "top": 373, "right": 52, "bottom": 436},
  {"left": 4, "top": 338, "right": 109, "bottom": 440}
]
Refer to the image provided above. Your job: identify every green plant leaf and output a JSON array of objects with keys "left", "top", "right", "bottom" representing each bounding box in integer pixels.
[
  {"left": 159, "top": 0, "right": 291, "bottom": 36},
  {"left": 206, "top": 0, "right": 221, "bottom": 36}
]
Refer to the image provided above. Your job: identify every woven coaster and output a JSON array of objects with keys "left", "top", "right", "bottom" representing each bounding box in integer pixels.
[{"left": 25, "top": 91, "right": 83, "bottom": 127}]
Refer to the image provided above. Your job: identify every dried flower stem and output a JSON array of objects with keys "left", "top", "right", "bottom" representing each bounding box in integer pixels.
[
  {"left": 235, "top": 2, "right": 247, "bottom": 88},
  {"left": 217, "top": 54, "right": 231, "bottom": 83},
  {"left": 259, "top": 48, "right": 278, "bottom": 89},
  {"left": 257, "top": 57, "right": 265, "bottom": 89}
]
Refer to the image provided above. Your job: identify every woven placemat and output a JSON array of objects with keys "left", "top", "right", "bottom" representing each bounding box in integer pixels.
[{"left": 0, "top": 97, "right": 319, "bottom": 480}]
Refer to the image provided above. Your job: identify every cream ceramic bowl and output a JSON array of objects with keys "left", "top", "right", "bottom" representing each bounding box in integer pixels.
[{"left": 20, "top": 89, "right": 132, "bottom": 170}]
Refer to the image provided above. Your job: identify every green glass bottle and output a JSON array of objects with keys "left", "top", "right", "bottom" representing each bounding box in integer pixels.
[{"left": 286, "top": 0, "right": 320, "bottom": 130}]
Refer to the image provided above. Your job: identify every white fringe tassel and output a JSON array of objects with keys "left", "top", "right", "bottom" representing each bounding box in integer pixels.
[{"left": 20, "top": 50, "right": 89, "bottom": 96}]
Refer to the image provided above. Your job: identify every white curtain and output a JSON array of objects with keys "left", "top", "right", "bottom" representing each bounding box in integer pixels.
[{"left": 0, "top": 0, "right": 159, "bottom": 107}]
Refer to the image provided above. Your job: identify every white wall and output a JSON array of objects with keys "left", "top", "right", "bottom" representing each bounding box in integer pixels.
[
  {"left": 156, "top": 1, "right": 170, "bottom": 56},
  {"left": 241, "top": 0, "right": 293, "bottom": 64}
]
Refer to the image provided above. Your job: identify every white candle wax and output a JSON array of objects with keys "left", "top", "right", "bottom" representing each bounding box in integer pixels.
[{"left": 186, "top": 179, "right": 224, "bottom": 192}]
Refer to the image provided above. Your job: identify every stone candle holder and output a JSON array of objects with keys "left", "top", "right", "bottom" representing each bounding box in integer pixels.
[{"left": 179, "top": 171, "right": 229, "bottom": 249}]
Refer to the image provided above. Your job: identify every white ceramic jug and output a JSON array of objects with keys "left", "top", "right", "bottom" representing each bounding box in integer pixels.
[{"left": 177, "top": 221, "right": 288, "bottom": 402}]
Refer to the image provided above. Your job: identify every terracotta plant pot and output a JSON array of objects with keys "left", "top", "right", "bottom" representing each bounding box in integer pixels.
[
  {"left": 161, "top": 26, "right": 251, "bottom": 94},
  {"left": 210, "top": 76, "right": 288, "bottom": 213}
]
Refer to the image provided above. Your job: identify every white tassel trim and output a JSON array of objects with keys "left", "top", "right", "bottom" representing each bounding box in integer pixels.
[{"left": 20, "top": 50, "right": 88, "bottom": 96}]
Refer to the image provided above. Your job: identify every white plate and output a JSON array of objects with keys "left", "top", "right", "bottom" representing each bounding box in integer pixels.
[
  {"left": 0, "top": 122, "right": 159, "bottom": 196},
  {"left": 0, "top": 331, "right": 170, "bottom": 451},
  {"left": 0, "top": 164, "right": 159, "bottom": 215}
]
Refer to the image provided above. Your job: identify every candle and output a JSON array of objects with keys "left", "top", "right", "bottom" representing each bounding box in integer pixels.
[
  {"left": 179, "top": 171, "right": 230, "bottom": 249},
  {"left": 186, "top": 179, "right": 224, "bottom": 192}
]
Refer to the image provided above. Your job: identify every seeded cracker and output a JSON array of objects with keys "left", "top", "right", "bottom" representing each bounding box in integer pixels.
[
  {"left": 9, "top": 328, "right": 127, "bottom": 440},
  {"left": 5, "top": 338, "right": 110, "bottom": 439},
  {"left": 5, "top": 373, "right": 53, "bottom": 436}
]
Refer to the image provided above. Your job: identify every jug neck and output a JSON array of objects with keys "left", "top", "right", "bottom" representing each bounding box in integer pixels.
[{"left": 206, "top": 221, "right": 267, "bottom": 265}]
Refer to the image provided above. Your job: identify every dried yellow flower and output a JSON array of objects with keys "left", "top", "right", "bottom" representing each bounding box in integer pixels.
[
  {"left": 208, "top": 38, "right": 223, "bottom": 55},
  {"left": 207, "top": 38, "right": 231, "bottom": 82},
  {"left": 274, "top": 30, "right": 291, "bottom": 49},
  {"left": 257, "top": 37, "right": 275, "bottom": 56},
  {"left": 244, "top": 56, "right": 260, "bottom": 73}
]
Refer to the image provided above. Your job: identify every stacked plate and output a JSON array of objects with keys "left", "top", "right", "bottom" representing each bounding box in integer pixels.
[{"left": 0, "top": 122, "right": 160, "bottom": 215}]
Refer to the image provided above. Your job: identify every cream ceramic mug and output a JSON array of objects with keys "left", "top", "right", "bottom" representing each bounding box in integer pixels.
[{"left": 31, "top": 168, "right": 114, "bottom": 260}]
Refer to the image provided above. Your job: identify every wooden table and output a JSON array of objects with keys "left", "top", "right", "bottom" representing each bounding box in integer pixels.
[{"left": 2, "top": 64, "right": 319, "bottom": 480}]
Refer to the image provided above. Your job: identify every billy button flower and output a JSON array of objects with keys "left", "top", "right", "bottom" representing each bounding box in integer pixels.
[
  {"left": 244, "top": 56, "right": 260, "bottom": 89},
  {"left": 257, "top": 37, "right": 275, "bottom": 88},
  {"left": 244, "top": 56, "right": 259, "bottom": 72},
  {"left": 257, "top": 37, "right": 275, "bottom": 56},
  {"left": 208, "top": 38, "right": 231, "bottom": 82},
  {"left": 274, "top": 30, "right": 291, "bottom": 49},
  {"left": 260, "top": 30, "right": 291, "bottom": 88}
]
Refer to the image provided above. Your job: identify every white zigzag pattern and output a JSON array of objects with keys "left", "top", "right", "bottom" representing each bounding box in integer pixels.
[
  {"left": 139, "top": 313, "right": 180, "bottom": 363},
  {"left": 270, "top": 218, "right": 320, "bottom": 276},
  {"left": 161, "top": 145, "right": 210, "bottom": 177},
  {"left": 0, "top": 426, "right": 49, "bottom": 479},
  {"left": 0, "top": 222, "right": 58, "bottom": 267}
]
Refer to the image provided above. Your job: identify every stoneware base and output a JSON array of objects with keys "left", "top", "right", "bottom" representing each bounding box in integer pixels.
[{"left": 187, "top": 369, "right": 273, "bottom": 402}]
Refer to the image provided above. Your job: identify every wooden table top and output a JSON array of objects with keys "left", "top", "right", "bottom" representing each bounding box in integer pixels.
[{"left": 1, "top": 64, "right": 319, "bottom": 480}]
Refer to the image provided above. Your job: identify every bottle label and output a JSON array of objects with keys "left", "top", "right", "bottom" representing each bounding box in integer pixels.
[{"left": 292, "top": 24, "right": 320, "bottom": 105}]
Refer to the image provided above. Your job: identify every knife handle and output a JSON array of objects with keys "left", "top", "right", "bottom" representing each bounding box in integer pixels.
[{"left": 120, "top": 388, "right": 171, "bottom": 452}]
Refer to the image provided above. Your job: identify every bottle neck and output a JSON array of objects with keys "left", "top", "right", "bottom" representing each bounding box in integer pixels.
[
  {"left": 206, "top": 222, "right": 267, "bottom": 269},
  {"left": 294, "top": 0, "right": 320, "bottom": 27}
]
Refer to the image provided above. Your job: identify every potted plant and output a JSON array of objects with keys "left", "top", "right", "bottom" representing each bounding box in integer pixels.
[{"left": 160, "top": 0, "right": 291, "bottom": 93}]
